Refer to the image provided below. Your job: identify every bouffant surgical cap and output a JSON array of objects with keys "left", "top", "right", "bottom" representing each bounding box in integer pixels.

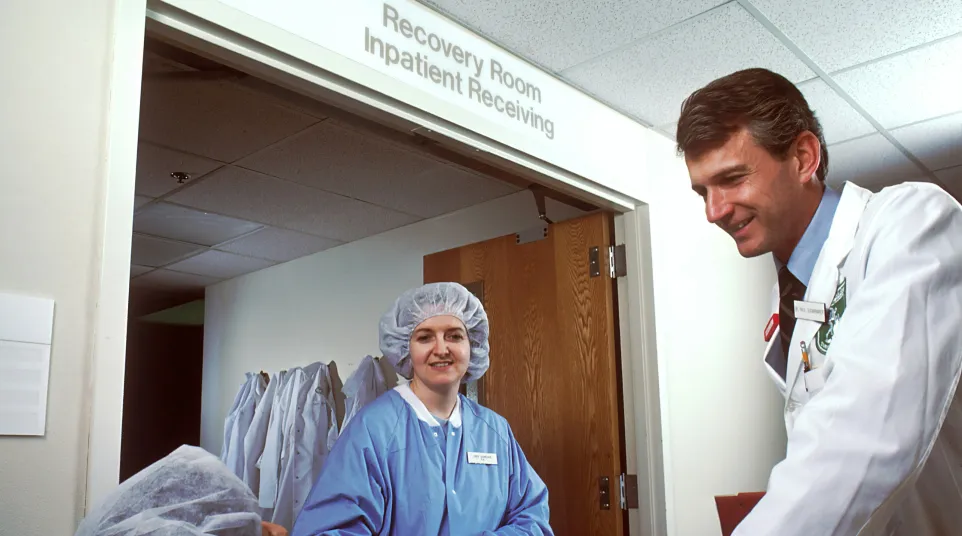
[
  {"left": 75, "top": 445, "right": 262, "bottom": 536},
  {"left": 379, "top": 282, "right": 489, "bottom": 382}
]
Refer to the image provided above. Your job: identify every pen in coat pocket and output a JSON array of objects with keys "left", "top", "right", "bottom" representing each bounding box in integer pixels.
[{"left": 800, "top": 341, "right": 812, "bottom": 372}]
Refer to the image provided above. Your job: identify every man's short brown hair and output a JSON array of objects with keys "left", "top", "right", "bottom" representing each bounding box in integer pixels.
[{"left": 676, "top": 68, "right": 829, "bottom": 181}]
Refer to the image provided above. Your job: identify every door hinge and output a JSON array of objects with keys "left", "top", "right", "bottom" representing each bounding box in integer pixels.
[
  {"left": 619, "top": 473, "right": 639, "bottom": 510},
  {"left": 609, "top": 245, "right": 627, "bottom": 279},
  {"left": 599, "top": 476, "right": 611, "bottom": 510}
]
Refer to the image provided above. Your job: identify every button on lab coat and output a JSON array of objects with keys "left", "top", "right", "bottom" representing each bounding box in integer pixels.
[{"left": 737, "top": 182, "right": 962, "bottom": 535}]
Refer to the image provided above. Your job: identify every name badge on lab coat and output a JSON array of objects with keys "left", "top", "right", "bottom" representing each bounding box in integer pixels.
[
  {"left": 468, "top": 452, "right": 498, "bottom": 465},
  {"left": 794, "top": 301, "right": 827, "bottom": 323}
]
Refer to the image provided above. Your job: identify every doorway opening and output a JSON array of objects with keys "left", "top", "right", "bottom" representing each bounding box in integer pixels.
[{"left": 119, "top": 31, "right": 630, "bottom": 535}]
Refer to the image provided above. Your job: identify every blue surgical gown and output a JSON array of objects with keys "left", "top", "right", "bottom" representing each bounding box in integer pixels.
[{"left": 292, "top": 389, "right": 553, "bottom": 535}]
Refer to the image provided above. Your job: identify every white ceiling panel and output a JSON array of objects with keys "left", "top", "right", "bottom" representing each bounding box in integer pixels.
[
  {"left": 658, "top": 123, "right": 678, "bottom": 140},
  {"left": 139, "top": 78, "right": 320, "bottom": 162},
  {"left": 167, "top": 166, "right": 421, "bottom": 242},
  {"left": 133, "top": 202, "right": 264, "bottom": 247},
  {"left": 134, "top": 196, "right": 154, "bottom": 209},
  {"left": 834, "top": 35, "right": 962, "bottom": 130},
  {"left": 561, "top": 3, "right": 815, "bottom": 126},
  {"left": 890, "top": 113, "right": 962, "bottom": 172},
  {"left": 420, "top": 0, "right": 727, "bottom": 71},
  {"left": 130, "top": 234, "right": 206, "bottom": 267},
  {"left": 797, "top": 79, "right": 876, "bottom": 145},
  {"left": 130, "top": 265, "right": 153, "bottom": 278},
  {"left": 239, "top": 121, "right": 519, "bottom": 218},
  {"left": 935, "top": 165, "right": 962, "bottom": 199},
  {"left": 217, "top": 227, "right": 342, "bottom": 263},
  {"left": 135, "top": 142, "right": 224, "bottom": 197},
  {"left": 749, "top": 0, "right": 962, "bottom": 73},
  {"left": 827, "top": 134, "right": 922, "bottom": 189},
  {"left": 165, "top": 250, "right": 276, "bottom": 280},
  {"left": 130, "top": 269, "right": 223, "bottom": 290}
]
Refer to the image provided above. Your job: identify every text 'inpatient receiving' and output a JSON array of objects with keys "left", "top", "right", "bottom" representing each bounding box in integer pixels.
[{"left": 364, "top": 3, "right": 557, "bottom": 141}]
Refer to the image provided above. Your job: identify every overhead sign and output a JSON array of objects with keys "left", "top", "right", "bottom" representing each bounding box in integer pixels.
[{"left": 164, "top": 0, "right": 651, "bottom": 203}]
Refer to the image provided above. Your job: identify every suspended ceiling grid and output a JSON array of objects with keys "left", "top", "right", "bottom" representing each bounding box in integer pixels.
[
  {"left": 131, "top": 50, "right": 526, "bottom": 291},
  {"left": 421, "top": 0, "right": 962, "bottom": 197}
]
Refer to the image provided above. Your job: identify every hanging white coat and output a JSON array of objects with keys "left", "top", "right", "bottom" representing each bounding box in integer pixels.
[
  {"left": 262, "top": 362, "right": 339, "bottom": 529},
  {"left": 243, "top": 371, "right": 282, "bottom": 494},
  {"left": 341, "top": 355, "right": 392, "bottom": 431},
  {"left": 736, "top": 182, "right": 962, "bottom": 535},
  {"left": 222, "top": 373, "right": 264, "bottom": 476}
]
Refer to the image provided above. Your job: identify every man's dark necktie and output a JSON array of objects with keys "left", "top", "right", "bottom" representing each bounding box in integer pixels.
[{"left": 778, "top": 266, "right": 807, "bottom": 361}]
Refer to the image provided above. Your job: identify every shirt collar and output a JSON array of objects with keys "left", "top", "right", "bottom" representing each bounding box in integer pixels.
[
  {"left": 775, "top": 185, "right": 841, "bottom": 286},
  {"left": 395, "top": 382, "right": 463, "bottom": 428}
]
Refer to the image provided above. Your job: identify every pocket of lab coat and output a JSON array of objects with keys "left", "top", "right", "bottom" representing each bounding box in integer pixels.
[{"left": 803, "top": 367, "right": 827, "bottom": 395}]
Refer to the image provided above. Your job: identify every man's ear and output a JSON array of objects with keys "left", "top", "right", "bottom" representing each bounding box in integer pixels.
[{"left": 795, "top": 131, "right": 821, "bottom": 184}]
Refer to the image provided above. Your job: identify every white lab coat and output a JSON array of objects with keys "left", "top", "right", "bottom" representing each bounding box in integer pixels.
[
  {"left": 268, "top": 362, "right": 339, "bottom": 529},
  {"left": 341, "top": 355, "right": 392, "bottom": 430},
  {"left": 221, "top": 373, "right": 264, "bottom": 476},
  {"left": 260, "top": 370, "right": 294, "bottom": 515},
  {"left": 736, "top": 182, "right": 962, "bottom": 535},
  {"left": 243, "top": 371, "right": 281, "bottom": 494}
]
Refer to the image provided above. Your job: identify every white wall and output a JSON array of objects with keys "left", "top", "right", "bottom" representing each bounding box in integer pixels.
[
  {"left": 201, "top": 191, "right": 583, "bottom": 453},
  {"left": 0, "top": 0, "right": 141, "bottom": 532},
  {"left": 644, "top": 133, "right": 786, "bottom": 536}
]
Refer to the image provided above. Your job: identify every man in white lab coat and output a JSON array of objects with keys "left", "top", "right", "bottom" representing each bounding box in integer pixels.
[{"left": 675, "top": 67, "right": 962, "bottom": 535}]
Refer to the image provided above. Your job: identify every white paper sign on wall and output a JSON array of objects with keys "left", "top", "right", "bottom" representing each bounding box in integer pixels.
[{"left": 0, "top": 292, "right": 55, "bottom": 436}]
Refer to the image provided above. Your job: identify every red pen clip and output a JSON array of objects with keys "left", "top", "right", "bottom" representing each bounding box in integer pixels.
[{"left": 764, "top": 313, "right": 779, "bottom": 342}]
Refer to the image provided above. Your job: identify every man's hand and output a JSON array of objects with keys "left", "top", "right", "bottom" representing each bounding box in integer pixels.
[{"left": 262, "top": 522, "right": 288, "bottom": 536}]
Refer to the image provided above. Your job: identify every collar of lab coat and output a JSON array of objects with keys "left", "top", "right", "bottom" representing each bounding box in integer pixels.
[
  {"left": 778, "top": 181, "right": 874, "bottom": 398},
  {"left": 395, "top": 382, "right": 463, "bottom": 428}
]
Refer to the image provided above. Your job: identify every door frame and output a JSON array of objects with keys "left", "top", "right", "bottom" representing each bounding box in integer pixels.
[{"left": 86, "top": 4, "right": 667, "bottom": 536}]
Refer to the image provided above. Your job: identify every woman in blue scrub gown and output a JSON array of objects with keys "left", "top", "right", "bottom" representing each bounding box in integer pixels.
[{"left": 293, "top": 282, "right": 553, "bottom": 536}]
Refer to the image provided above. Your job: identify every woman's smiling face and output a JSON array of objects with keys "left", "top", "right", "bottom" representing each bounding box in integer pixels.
[{"left": 408, "top": 315, "right": 471, "bottom": 390}]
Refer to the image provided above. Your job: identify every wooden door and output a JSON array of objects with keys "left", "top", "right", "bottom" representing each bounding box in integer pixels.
[{"left": 425, "top": 212, "right": 626, "bottom": 536}]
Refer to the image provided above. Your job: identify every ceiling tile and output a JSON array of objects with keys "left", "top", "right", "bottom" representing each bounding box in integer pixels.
[
  {"left": 130, "top": 265, "right": 153, "bottom": 278},
  {"left": 890, "top": 113, "right": 962, "bottom": 172},
  {"left": 827, "top": 134, "right": 922, "bottom": 190},
  {"left": 134, "top": 195, "right": 153, "bottom": 209},
  {"left": 165, "top": 250, "right": 276, "bottom": 279},
  {"left": 238, "top": 121, "right": 519, "bottom": 218},
  {"left": 135, "top": 142, "right": 224, "bottom": 197},
  {"left": 130, "top": 269, "right": 223, "bottom": 290},
  {"left": 749, "top": 0, "right": 962, "bottom": 72},
  {"left": 139, "top": 78, "right": 319, "bottom": 162},
  {"left": 658, "top": 123, "right": 678, "bottom": 139},
  {"left": 133, "top": 202, "right": 263, "bottom": 247},
  {"left": 130, "top": 234, "right": 206, "bottom": 267},
  {"left": 797, "top": 79, "right": 877, "bottom": 145},
  {"left": 421, "top": 0, "right": 727, "bottom": 71},
  {"left": 217, "top": 227, "right": 342, "bottom": 263},
  {"left": 935, "top": 165, "right": 962, "bottom": 200},
  {"left": 561, "top": 3, "right": 815, "bottom": 126},
  {"left": 834, "top": 35, "right": 962, "bottom": 129},
  {"left": 167, "top": 166, "right": 421, "bottom": 242}
]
